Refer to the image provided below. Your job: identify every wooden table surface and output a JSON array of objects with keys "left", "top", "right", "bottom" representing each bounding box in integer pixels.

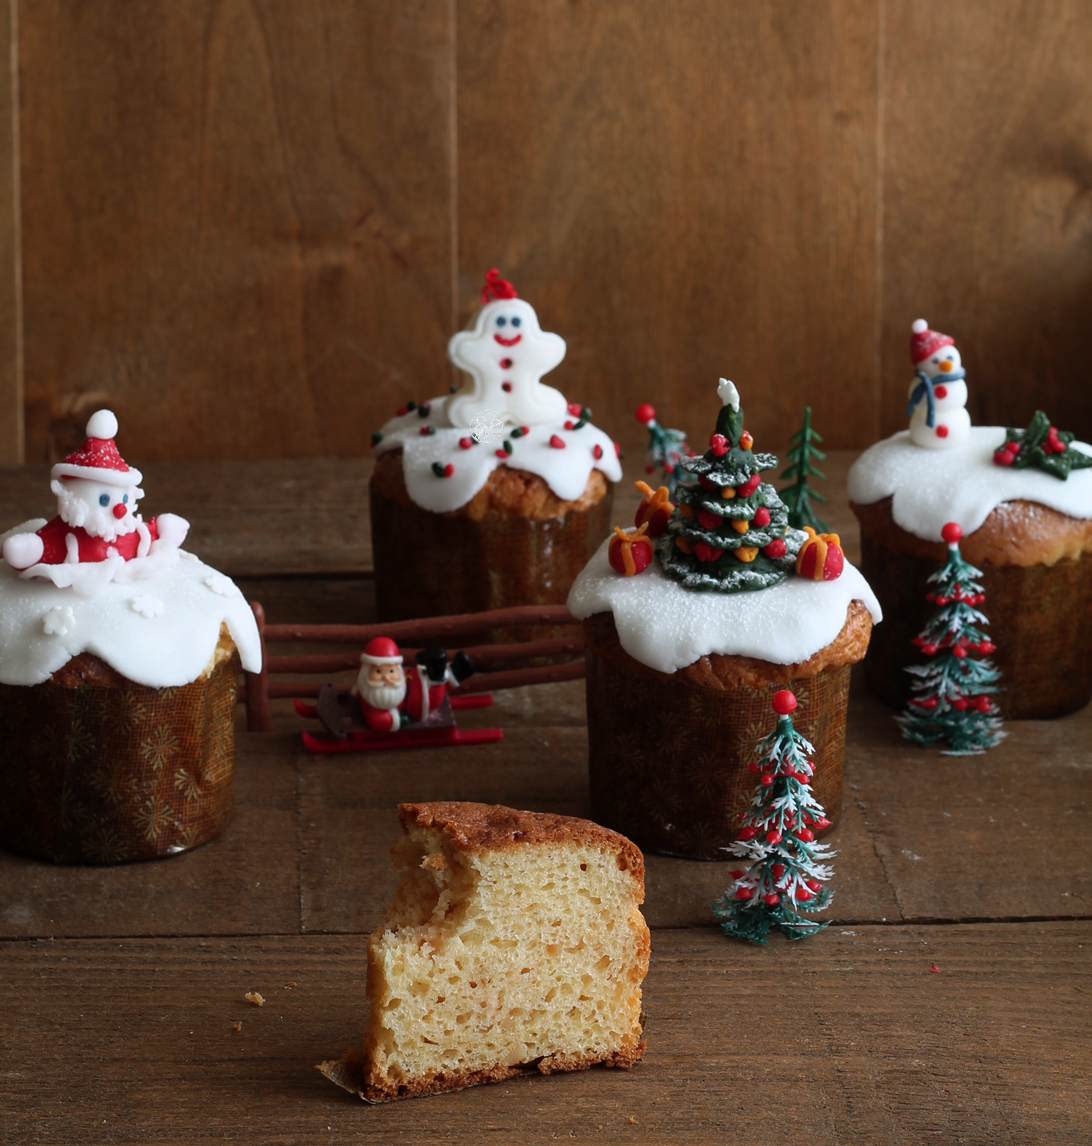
[{"left": 2, "top": 453, "right": 1090, "bottom": 1145}]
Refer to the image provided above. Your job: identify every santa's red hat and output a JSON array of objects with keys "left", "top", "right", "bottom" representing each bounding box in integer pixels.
[
  {"left": 481, "top": 268, "right": 518, "bottom": 305},
  {"left": 910, "top": 318, "right": 955, "bottom": 366},
  {"left": 360, "top": 637, "right": 403, "bottom": 666},
  {"left": 51, "top": 410, "right": 142, "bottom": 487}
]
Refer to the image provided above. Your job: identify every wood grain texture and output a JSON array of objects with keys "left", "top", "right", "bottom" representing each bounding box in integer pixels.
[
  {"left": 0, "top": 0, "right": 18, "bottom": 464},
  {"left": 2, "top": 925, "right": 1089, "bottom": 1145},
  {"left": 18, "top": 0, "right": 455, "bottom": 463},
  {"left": 456, "top": 0, "right": 881, "bottom": 456},
  {"left": 882, "top": 0, "right": 1092, "bottom": 442}
]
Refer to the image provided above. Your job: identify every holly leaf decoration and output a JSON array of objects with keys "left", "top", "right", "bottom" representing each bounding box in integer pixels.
[{"left": 995, "top": 410, "right": 1092, "bottom": 480}]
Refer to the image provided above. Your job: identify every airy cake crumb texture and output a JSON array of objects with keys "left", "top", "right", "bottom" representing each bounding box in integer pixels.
[{"left": 359, "top": 802, "right": 650, "bottom": 1101}]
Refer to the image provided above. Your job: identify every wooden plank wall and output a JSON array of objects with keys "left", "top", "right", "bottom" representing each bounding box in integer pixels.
[{"left": 2, "top": 1, "right": 1091, "bottom": 465}]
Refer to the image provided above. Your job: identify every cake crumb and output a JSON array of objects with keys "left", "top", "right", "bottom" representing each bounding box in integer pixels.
[
  {"left": 420, "top": 852, "right": 446, "bottom": 871},
  {"left": 286, "top": 981, "right": 298, "bottom": 988},
  {"left": 628, "top": 1116, "right": 638, "bottom": 1125},
  {"left": 244, "top": 991, "right": 265, "bottom": 1006},
  {"left": 929, "top": 963, "right": 941, "bottom": 973},
  {"left": 232, "top": 1021, "right": 242, "bottom": 1032}
]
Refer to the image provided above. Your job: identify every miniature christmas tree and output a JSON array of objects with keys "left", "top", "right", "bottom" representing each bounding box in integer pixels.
[
  {"left": 896, "top": 522, "right": 1005, "bottom": 755},
  {"left": 635, "top": 403, "right": 691, "bottom": 498},
  {"left": 993, "top": 409, "right": 1092, "bottom": 479},
  {"left": 779, "top": 407, "right": 829, "bottom": 532},
  {"left": 656, "top": 379, "right": 801, "bottom": 592},
  {"left": 713, "top": 690, "right": 834, "bottom": 944}
]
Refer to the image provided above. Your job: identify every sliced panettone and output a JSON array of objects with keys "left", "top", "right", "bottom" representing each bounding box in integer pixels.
[{"left": 320, "top": 801, "right": 650, "bottom": 1102}]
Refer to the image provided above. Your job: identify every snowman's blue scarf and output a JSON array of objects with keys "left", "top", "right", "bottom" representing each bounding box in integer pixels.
[{"left": 907, "top": 368, "right": 967, "bottom": 426}]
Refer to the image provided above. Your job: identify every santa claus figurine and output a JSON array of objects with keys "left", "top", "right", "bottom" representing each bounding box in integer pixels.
[
  {"left": 351, "top": 636, "right": 474, "bottom": 733},
  {"left": 1, "top": 409, "right": 189, "bottom": 576}
]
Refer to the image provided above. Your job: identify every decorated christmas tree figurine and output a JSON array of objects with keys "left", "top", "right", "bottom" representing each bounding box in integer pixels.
[
  {"left": 906, "top": 318, "right": 971, "bottom": 449},
  {"left": 713, "top": 690, "right": 835, "bottom": 944},
  {"left": 896, "top": 522, "right": 1005, "bottom": 755},
  {"left": 656, "top": 379, "right": 802, "bottom": 592},
  {"left": 635, "top": 403, "right": 691, "bottom": 497},
  {"left": 779, "top": 407, "right": 829, "bottom": 532}
]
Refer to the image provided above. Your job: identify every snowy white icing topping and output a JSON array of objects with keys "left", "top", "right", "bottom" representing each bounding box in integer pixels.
[
  {"left": 567, "top": 538, "right": 882, "bottom": 674},
  {"left": 847, "top": 427, "right": 1092, "bottom": 541},
  {"left": 0, "top": 521, "right": 262, "bottom": 687},
  {"left": 374, "top": 394, "right": 621, "bottom": 514}
]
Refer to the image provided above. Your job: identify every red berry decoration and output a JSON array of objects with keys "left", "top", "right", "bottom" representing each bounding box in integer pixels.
[
  {"left": 766, "top": 829, "right": 782, "bottom": 845},
  {"left": 772, "top": 690, "right": 797, "bottom": 716},
  {"left": 753, "top": 507, "right": 771, "bottom": 527},
  {"left": 736, "top": 888, "right": 754, "bottom": 901},
  {"left": 709, "top": 433, "right": 729, "bottom": 457},
  {"left": 549, "top": 434, "right": 566, "bottom": 449},
  {"left": 737, "top": 474, "right": 761, "bottom": 497},
  {"left": 941, "top": 522, "right": 963, "bottom": 544},
  {"left": 593, "top": 443, "right": 603, "bottom": 459},
  {"left": 763, "top": 893, "right": 780, "bottom": 906},
  {"left": 697, "top": 509, "right": 723, "bottom": 530},
  {"left": 762, "top": 538, "right": 787, "bottom": 559},
  {"left": 568, "top": 402, "right": 582, "bottom": 417},
  {"left": 740, "top": 430, "right": 754, "bottom": 450},
  {"left": 458, "top": 437, "right": 473, "bottom": 450},
  {"left": 694, "top": 541, "right": 724, "bottom": 563},
  {"left": 635, "top": 403, "right": 656, "bottom": 424}
]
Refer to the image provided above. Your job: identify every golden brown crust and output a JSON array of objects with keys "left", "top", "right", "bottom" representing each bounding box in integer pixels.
[
  {"left": 851, "top": 495, "right": 1092, "bottom": 569},
  {"left": 371, "top": 447, "right": 609, "bottom": 523},
  {"left": 398, "top": 801, "right": 645, "bottom": 886},
  {"left": 44, "top": 626, "right": 238, "bottom": 689},
  {"left": 581, "top": 598, "right": 874, "bottom": 690}
]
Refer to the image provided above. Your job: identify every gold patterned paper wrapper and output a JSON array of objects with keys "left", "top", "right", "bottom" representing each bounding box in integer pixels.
[
  {"left": 858, "top": 526, "right": 1092, "bottom": 720},
  {"left": 583, "top": 618, "right": 849, "bottom": 860},
  {"left": 0, "top": 652, "right": 239, "bottom": 864}
]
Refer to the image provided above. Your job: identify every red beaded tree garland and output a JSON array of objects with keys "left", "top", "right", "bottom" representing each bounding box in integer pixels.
[
  {"left": 712, "top": 690, "right": 835, "bottom": 944},
  {"left": 896, "top": 522, "right": 1005, "bottom": 755}
]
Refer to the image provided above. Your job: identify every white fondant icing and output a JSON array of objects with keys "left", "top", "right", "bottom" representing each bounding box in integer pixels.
[
  {"left": 374, "top": 394, "right": 621, "bottom": 514},
  {"left": 847, "top": 427, "right": 1092, "bottom": 541},
  {"left": 447, "top": 297, "right": 568, "bottom": 428},
  {"left": 0, "top": 521, "right": 262, "bottom": 687},
  {"left": 130, "top": 593, "right": 164, "bottom": 618},
  {"left": 717, "top": 378, "right": 740, "bottom": 410},
  {"left": 567, "top": 538, "right": 882, "bottom": 675}
]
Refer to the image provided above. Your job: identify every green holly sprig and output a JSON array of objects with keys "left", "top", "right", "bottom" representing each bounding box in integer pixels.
[{"left": 994, "top": 410, "right": 1092, "bottom": 480}]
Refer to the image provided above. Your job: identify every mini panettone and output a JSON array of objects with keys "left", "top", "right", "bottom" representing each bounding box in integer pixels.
[
  {"left": 849, "top": 320, "right": 1092, "bottom": 719},
  {"left": 369, "top": 271, "right": 620, "bottom": 624},
  {"left": 320, "top": 801, "right": 649, "bottom": 1101},
  {"left": 568, "top": 380, "right": 881, "bottom": 859},
  {"left": 0, "top": 410, "right": 261, "bottom": 863}
]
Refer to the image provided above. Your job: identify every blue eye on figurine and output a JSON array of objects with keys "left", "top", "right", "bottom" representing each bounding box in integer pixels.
[
  {"left": 511, "top": 317, "right": 521, "bottom": 328},
  {"left": 496, "top": 316, "right": 507, "bottom": 327},
  {"left": 99, "top": 493, "right": 110, "bottom": 507}
]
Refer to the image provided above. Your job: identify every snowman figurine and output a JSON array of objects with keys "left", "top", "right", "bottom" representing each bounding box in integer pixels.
[
  {"left": 447, "top": 269, "right": 568, "bottom": 429},
  {"left": 906, "top": 318, "right": 971, "bottom": 449}
]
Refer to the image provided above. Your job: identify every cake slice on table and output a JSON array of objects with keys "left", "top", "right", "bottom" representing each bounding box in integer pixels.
[{"left": 320, "top": 801, "right": 649, "bottom": 1102}]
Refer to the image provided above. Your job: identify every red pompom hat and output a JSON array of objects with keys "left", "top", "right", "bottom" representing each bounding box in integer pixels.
[
  {"left": 910, "top": 318, "right": 955, "bottom": 366},
  {"left": 360, "top": 637, "right": 403, "bottom": 666},
  {"left": 51, "top": 410, "right": 143, "bottom": 487}
]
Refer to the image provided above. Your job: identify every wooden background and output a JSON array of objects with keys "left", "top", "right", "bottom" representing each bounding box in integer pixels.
[{"left": 0, "top": 0, "right": 1090, "bottom": 467}]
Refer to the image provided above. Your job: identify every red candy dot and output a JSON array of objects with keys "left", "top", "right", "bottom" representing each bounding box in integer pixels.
[
  {"left": 500, "top": 357, "right": 513, "bottom": 368},
  {"left": 936, "top": 425, "right": 949, "bottom": 438},
  {"left": 941, "top": 522, "right": 963, "bottom": 544},
  {"left": 549, "top": 434, "right": 566, "bottom": 449},
  {"left": 772, "top": 690, "right": 797, "bottom": 715},
  {"left": 593, "top": 444, "right": 603, "bottom": 459},
  {"left": 934, "top": 385, "right": 948, "bottom": 399},
  {"left": 502, "top": 381, "right": 512, "bottom": 392},
  {"left": 635, "top": 403, "right": 656, "bottom": 424}
]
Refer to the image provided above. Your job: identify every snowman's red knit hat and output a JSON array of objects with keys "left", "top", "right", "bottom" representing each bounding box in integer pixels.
[
  {"left": 910, "top": 318, "right": 955, "bottom": 365},
  {"left": 360, "top": 637, "right": 403, "bottom": 666},
  {"left": 51, "top": 410, "right": 143, "bottom": 487},
  {"left": 481, "top": 268, "right": 518, "bottom": 305}
]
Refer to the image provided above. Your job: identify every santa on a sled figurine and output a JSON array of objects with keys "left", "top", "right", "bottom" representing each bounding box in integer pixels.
[{"left": 296, "top": 636, "right": 503, "bottom": 753}]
